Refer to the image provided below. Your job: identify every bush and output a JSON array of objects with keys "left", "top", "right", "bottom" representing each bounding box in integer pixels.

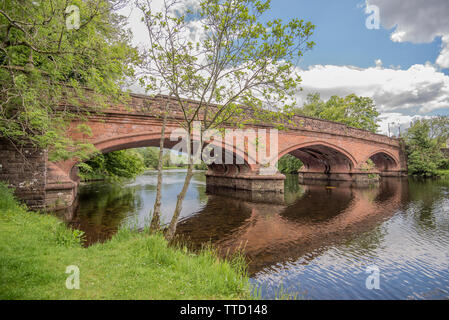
[
  {"left": 79, "top": 149, "right": 145, "bottom": 180},
  {"left": 277, "top": 154, "right": 303, "bottom": 173},
  {"left": 405, "top": 120, "right": 444, "bottom": 177}
]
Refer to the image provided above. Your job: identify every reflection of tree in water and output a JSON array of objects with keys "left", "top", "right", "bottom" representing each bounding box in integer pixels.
[
  {"left": 68, "top": 182, "right": 142, "bottom": 246},
  {"left": 407, "top": 178, "right": 449, "bottom": 231},
  {"left": 192, "top": 173, "right": 208, "bottom": 204},
  {"left": 283, "top": 174, "right": 305, "bottom": 205}
]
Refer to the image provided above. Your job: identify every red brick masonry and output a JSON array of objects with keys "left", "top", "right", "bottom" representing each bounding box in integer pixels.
[{"left": 0, "top": 93, "right": 407, "bottom": 210}]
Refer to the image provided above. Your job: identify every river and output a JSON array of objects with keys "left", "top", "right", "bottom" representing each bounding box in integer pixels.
[{"left": 62, "top": 170, "right": 449, "bottom": 299}]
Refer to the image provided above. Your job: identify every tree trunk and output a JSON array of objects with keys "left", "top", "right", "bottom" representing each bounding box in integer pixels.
[
  {"left": 165, "top": 132, "right": 195, "bottom": 241},
  {"left": 149, "top": 101, "right": 169, "bottom": 234}
]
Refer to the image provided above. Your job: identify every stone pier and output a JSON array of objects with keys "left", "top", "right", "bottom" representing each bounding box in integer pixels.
[{"left": 0, "top": 93, "right": 408, "bottom": 210}]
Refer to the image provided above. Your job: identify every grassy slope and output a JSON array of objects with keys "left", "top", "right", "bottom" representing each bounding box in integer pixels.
[{"left": 0, "top": 184, "right": 251, "bottom": 300}]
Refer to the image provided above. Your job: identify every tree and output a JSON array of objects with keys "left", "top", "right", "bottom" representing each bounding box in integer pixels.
[
  {"left": 137, "top": 0, "right": 315, "bottom": 240},
  {"left": 79, "top": 149, "right": 145, "bottom": 180},
  {"left": 137, "top": 147, "right": 160, "bottom": 168},
  {"left": 277, "top": 154, "right": 303, "bottom": 173},
  {"left": 405, "top": 118, "right": 448, "bottom": 177},
  {"left": 427, "top": 115, "right": 449, "bottom": 148},
  {"left": 297, "top": 93, "right": 380, "bottom": 133},
  {"left": 0, "top": 0, "right": 137, "bottom": 161}
]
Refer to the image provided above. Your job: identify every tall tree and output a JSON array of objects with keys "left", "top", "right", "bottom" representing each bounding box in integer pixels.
[
  {"left": 427, "top": 115, "right": 449, "bottom": 148},
  {"left": 405, "top": 117, "right": 448, "bottom": 177},
  {"left": 297, "top": 93, "right": 380, "bottom": 133},
  {"left": 0, "top": 0, "right": 137, "bottom": 161},
  {"left": 150, "top": 101, "right": 169, "bottom": 233},
  {"left": 137, "top": 0, "right": 315, "bottom": 240}
]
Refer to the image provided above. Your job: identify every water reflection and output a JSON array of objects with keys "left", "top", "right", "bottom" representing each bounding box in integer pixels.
[
  {"left": 63, "top": 171, "right": 449, "bottom": 299},
  {"left": 66, "top": 170, "right": 208, "bottom": 245},
  {"left": 177, "top": 177, "right": 408, "bottom": 275}
]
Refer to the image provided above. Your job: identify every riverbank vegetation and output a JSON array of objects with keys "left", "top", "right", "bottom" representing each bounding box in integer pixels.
[
  {"left": 0, "top": 0, "right": 137, "bottom": 162},
  {"left": 78, "top": 150, "right": 145, "bottom": 181},
  {"left": 137, "top": 147, "right": 208, "bottom": 171},
  {"left": 0, "top": 183, "right": 251, "bottom": 299},
  {"left": 78, "top": 147, "right": 208, "bottom": 181},
  {"left": 404, "top": 116, "right": 449, "bottom": 178},
  {"left": 277, "top": 154, "right": 303, "bottom": 174}
]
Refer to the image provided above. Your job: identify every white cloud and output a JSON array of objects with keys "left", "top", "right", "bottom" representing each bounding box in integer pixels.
[
  {"left": 377, "top": 113, "right": 428, "bottom": 136},
  {"left": 118, "top": 1, "right": 449, "bottom": 135},
  {"left": 297, "top": 62, "right": 449, "bottom": 115},
  {"left": 436, "top": 36, "right": 449, "bottom": 69},
  {"left": 295, "top": 62, "right": 449, "bottom": 134},
  {"left": 367, "top": 0, "right": 449, "bottom": 68},
  {"left": 118, "top": 0, "right": 202, "bottom": 50}
]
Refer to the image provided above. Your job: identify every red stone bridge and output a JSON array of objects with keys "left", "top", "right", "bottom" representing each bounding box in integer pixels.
[{"left": 0, "top": 93, "right": 407, "bottom": 210}]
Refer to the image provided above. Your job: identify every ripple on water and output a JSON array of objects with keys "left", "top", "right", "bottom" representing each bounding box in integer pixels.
[{"left": 71, "top": 173, "right": 449, "bottom": 299}]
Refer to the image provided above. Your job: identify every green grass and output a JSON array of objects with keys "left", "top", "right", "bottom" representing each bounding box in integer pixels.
[
  {"left": 0, "top": 183, "right": 252, "bottom": 300},
  {"left": 436, "top": 169, "right": 449, "bottom": 178}
]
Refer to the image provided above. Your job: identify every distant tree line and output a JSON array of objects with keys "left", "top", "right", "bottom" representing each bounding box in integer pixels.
[
  {"left": 78, "top": 147, "right": 208, "bottom": 181},
  {"left": 78, "top": 150, "right": 145, "bottom": 181}
]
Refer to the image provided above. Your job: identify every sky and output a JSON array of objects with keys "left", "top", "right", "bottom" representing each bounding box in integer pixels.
[{"left": 120, "top": 0, "right": 449, "bottom": 135}]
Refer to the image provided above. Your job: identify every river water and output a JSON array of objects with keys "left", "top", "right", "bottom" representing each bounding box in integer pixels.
[{"left": 64, "top": 170, "right": 449, "bottom": 300}]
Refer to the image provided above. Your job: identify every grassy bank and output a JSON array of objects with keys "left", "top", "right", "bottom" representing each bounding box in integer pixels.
[
  {"left": 436, "top": 169, "right": 449, "bottom": 179},
  {"left": 0, "top": 184, "right": 252, "bottom": 299}
]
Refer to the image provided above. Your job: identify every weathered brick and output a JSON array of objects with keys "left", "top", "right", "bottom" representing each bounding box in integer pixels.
[{"left": 0, "top": 93, "right": 407, "bottom": 210}]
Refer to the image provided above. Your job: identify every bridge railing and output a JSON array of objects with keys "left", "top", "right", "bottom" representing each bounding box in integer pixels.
[{"left": 102, "top": 92, "right": 401, "bottom": 148}]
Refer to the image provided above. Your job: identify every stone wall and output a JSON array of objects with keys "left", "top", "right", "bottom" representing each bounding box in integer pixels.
[{"left": 0, "top": 139, "right": 47, "bottom": 209}]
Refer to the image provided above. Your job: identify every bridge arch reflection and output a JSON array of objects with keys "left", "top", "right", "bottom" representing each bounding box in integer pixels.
[{"left": 175, "top": 177, "right": 408, "bottom": 274}]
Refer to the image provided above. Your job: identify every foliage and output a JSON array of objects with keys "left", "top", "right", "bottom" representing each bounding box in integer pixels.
[
  {"left": 53, "top": 223, "right": 85, "bottom": 247},
  {"left": 405, "top": 118, "right": 447, "bottom": 177},
  {"left": 79, "top": 149, "right": 145, "bottom": 180},
  {"left": 277, "top": 154, "right": 303, "bottom": 173},
  {"left": 426, "top": 115, "right": 449, "bottom": 147},
  {"left": 0, "top": 0, "right": 137, "bottom": 161},
  {"left": 137, "top": 147, "right": 160, "bottom": 169},
  {"left": 360, "top": 159, "right": 376, "bottom": 171},
  {"left": 194, "top": 162, "right": 208, "bottom": 170},
  {"left": 137, "top": 0, "right": 315, "bottom": 239},
  {"left": 0, "top": 182, "right": 252, "bottom": 299},
  {"left": 138, "top": 0, "right": 315, "bottom": 132},
  {"left": 296, "top": 93, "right": 380, "bottom": 132},
  {"left": 137, "top": 147, "right": 192, "bottom": 169}
]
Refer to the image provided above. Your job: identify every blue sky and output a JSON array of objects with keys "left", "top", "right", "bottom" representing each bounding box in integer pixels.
[
  {"left": 275, "top": 0, "right": 443, "bottom": 72},
  {"left": 122, "top": 0, "right": 449, "bottom": 134}
]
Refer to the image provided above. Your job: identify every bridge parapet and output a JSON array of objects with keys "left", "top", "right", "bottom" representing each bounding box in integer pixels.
[
  {"left": 0, "top": 92, "right": 407, "bottom": 210},
  {"left": 105, "top": 93, "right": 400, "bottom": 148}
]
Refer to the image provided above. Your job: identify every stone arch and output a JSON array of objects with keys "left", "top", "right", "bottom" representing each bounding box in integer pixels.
[
  {"left": 64, "top": 131, "right": 252, "bottom": 179},
  {"left": 277, "top": 141, "right": 357, "bottom": 173},
  {"left": 365, "top": 150, "right": 399, "bottom": 172}
]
